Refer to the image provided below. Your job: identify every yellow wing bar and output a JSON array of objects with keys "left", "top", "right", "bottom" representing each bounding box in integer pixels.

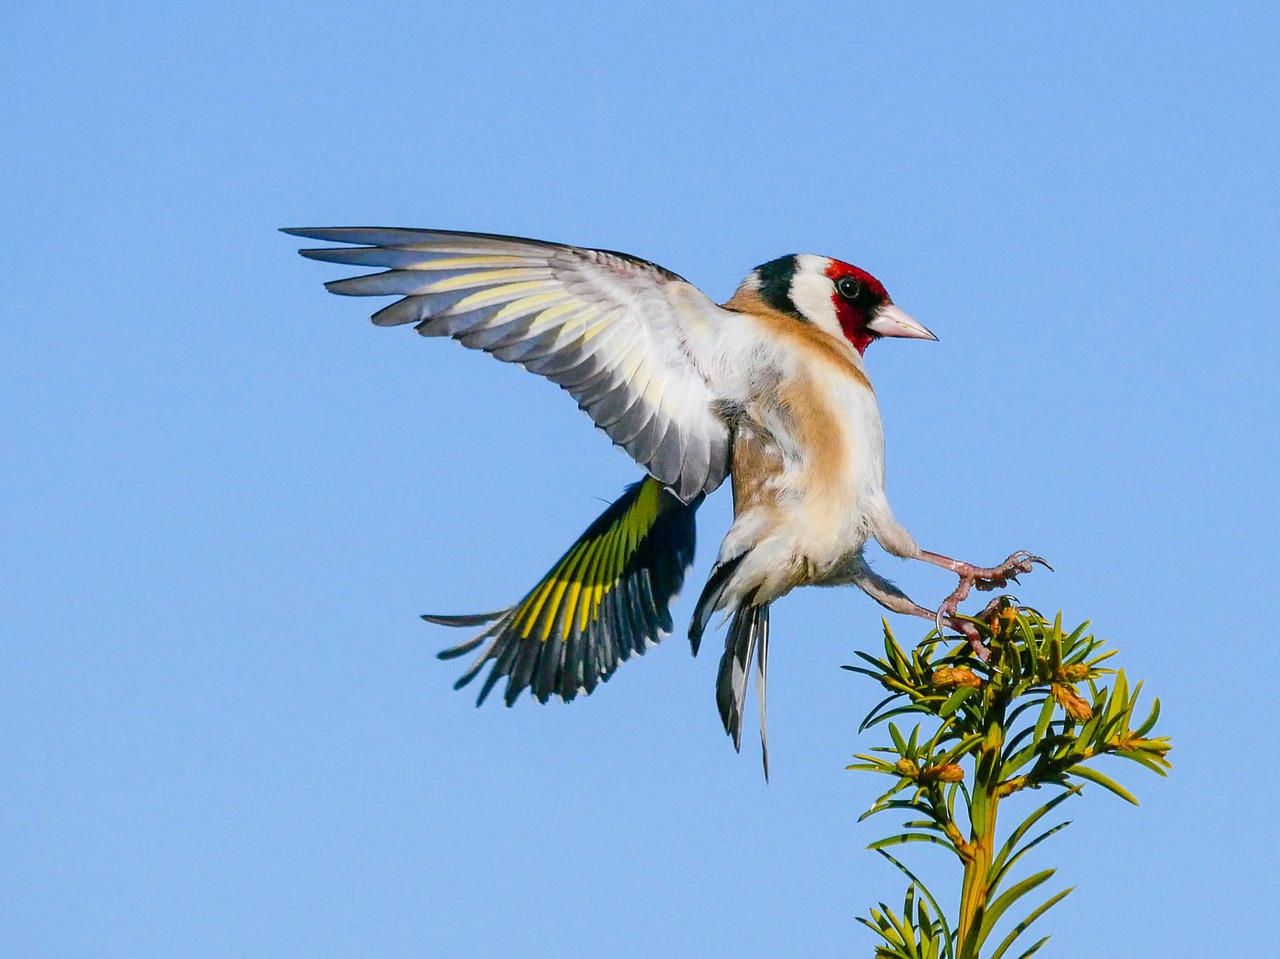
[
  {"left": 432, "top": 477, "right": 701, "bottom": 705},
  {"left": 511, "top": 478, "right": 662, "bottom": 642}
]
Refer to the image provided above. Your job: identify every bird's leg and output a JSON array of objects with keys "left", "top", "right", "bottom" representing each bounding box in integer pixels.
[
  {"left": 849, "top": 562, "right": 996, "bottom": 660},
  {"left": 917, "top": 550, "right": 1050, "bottom": 658},
  {"left": 876, "top": 587, "right": 994, "bottom": 661},
  {"left": 917, "top": 549, "right": 1050, "bottom": 590}
]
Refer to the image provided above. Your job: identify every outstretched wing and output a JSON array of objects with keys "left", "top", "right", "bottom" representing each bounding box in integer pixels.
[
  {"left": 286, "top": 227, "right": 733, "bottom": 501},
  {"left": 431, "top": 477, "right": 701, "bottom": 706}
]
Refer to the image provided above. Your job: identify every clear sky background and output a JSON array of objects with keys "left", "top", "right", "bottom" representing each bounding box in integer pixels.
[{"left": 4, "top": 3, "right": 1278, "bottom": 957}]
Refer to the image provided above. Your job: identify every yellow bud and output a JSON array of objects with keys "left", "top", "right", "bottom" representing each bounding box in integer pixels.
[
  {"left": 1059, "top": 663, "right": 1089, "bottom": 682},
  {"left": 894, "top": 758, "right": 920, "bottom": 778},
  {"left": 1051, "top": 682, "right": 1094, "bottom": 722},
  {"left": 931, "top": 667, "right": 982, "bottom": 689},
  {"left": 921, "top": 763, "right": 965, "bottom": 783}
]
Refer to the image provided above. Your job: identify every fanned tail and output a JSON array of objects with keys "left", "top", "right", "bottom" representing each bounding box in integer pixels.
[
  {"left": 429, "top": 477, "right": 701, "bottom": 706},
  {"left": 715, "top": 596, "right": 772, "bottom": 780}
]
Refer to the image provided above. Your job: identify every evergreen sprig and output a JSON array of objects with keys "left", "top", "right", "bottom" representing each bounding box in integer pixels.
[{"left": 846, "top": 602, "right": 1170, "bottom": 959}]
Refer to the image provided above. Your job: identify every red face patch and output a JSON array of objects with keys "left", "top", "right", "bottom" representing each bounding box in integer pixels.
[{"left": 824, "top": 259, "right": 890, "bottom": 355}]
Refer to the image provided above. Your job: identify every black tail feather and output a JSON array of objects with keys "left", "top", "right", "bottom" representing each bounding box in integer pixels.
[
  {"left": 715, "top": 597, "right": 772, "bottom": 780},
  {"left": 755, "top": 608, "right": 770, "bottom": 781},
  {"left": 689, "top": 552, "right": 747, "bottom": 656}
]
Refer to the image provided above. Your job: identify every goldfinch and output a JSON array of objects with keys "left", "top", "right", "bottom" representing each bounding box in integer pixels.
[{"left": 287, "top": 227, "right": 1045, "bottom": 775}]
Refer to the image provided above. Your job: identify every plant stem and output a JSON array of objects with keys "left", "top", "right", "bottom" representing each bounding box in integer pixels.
[{"left": 956, "top": 700, "right": 1006, "bottom": 958}]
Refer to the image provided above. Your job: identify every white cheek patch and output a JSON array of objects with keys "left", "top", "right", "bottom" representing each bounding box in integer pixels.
[{"left": 787, "top": 254, "right": 841, "bottom": 337}]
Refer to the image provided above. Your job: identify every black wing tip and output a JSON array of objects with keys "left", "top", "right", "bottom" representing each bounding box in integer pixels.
[
  {"left": 281, "top": 226, "right": 406, "bottom": 247},
  {"left": 297, "top": 247, "right": 363, "bottom": 263},
  {"left": 439, "top": 640, "right": 484, "bottom": 662},
  {"left": 280, "top": 226, "right": 369, "bottom": 240},
  {"left": 423, "top": 610, "right": 509, "bottom": 628},
  {"left": 280, "top": 226, "right": 345, "bottom": 241},
  {"left": 322, "top": 279, "right": 362, "bottom": 296}
]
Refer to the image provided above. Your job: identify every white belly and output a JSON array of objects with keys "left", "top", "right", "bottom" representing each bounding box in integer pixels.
[{"left": 718, "top": 359, "right": 895, "bottom": 604}]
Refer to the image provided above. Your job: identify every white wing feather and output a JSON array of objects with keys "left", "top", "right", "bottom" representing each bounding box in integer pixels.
[{"left": 287, "top": 228, "right": 735, "bottom": 501}]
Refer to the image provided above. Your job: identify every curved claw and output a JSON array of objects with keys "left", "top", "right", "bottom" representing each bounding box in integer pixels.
[
  {"left": 1009, "top": 551, "right": 1052, "bottom": 573},
  {"left": 981, "top": 551, "right": 1053, "bottom": 585}
]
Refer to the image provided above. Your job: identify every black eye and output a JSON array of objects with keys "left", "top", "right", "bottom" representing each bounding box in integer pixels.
[{"left": 835, "top": 276, "right": 862, "bottom": 300}]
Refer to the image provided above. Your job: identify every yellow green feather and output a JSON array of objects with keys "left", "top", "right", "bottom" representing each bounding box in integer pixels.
[
  {"left": 557, "top": 532, "right": 607, "bottom": 642},
  {"left": 576, "top": 523, "right": 616, "bottom": 634},
  {"left": 538, "top": 534, "right": 599, "bottom": 641},
  {"left": 515, "top": 548, "right": 573, "bottom": 638},
  {"left": 511, "top": 478, "right": 665, "bottom": 642}
]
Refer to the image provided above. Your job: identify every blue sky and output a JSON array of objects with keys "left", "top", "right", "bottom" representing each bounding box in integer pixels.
[{"left": 3, "top": 3, "right": 1277, "bottom": 956}]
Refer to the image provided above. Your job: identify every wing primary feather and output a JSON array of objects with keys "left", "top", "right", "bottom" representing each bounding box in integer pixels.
[
  {"left": 436, "top": 633, "right": 489, "bottom": 661},
  {"left": 475, "top": 635, "right": 521, "bottom": 706},
  {"left": 450, "top": 627, "right": 505, "bottom": 688},
  {"left": 559, "top": 626, "right": 583, "bottom": 701},
  {"left": 630, "top": 415, "right": 671, "bottom": 477},
  {"left": 455, "top": 301, "right": 582, "bottom": 352},
  {"left": 424, "top": 610, "right": 510, "bottom": 629},
  {"left": 491, "top": 324, "right": 569, "bottom": 364},
  {"left": 649, "top": 421, "right": 685, "bottom": 492},
  {"left": 580, "top": 627, "right": 601, "bottom": 695},
  {"left": 632, "top": 569, "right": 659, "bottom": 655},
  {"left": 533, "top": 621, "right": 566, "bottom": 704},
  {"left": 678, "top": 435, "right": 711, "bottom": 504},
  {"left": 503, "top": 632, "right": 542, "bottom": 707},
  {"left": 299, "top": 247, "right": 545, "bottom": 269},
  {"left": 371, "top": 295, "right": 432, "bottom": 327},
  {"left": 546, "top": 532, "right": 599, "bottom": 645},
  {"left": 284, "top": 225, "right": 572, "bottom": 252},
  {"left": 610, "top": 402, "right": 655, "bottom": 449},
  {"left": 571, "top": 369, "right": 623, "bottom": 408},
  {"left": 573, "top": 529, "right": 612, "bottom": 637}
]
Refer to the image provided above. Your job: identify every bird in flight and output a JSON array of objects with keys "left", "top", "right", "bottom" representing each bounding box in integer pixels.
[{"left": 286, "top": 227, "right": 1045, "bottom": 776}]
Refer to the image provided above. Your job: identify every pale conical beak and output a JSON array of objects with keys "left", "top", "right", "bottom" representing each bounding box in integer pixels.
[{"left": 867, "top": 303, "right": 937, "bottom": 341}]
